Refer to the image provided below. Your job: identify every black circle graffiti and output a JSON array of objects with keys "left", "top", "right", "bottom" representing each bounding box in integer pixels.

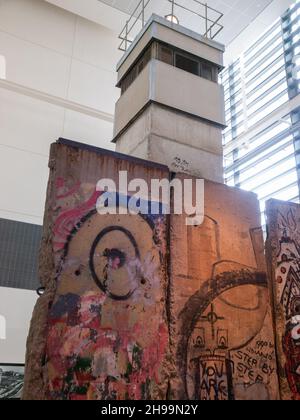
[{"left": 89, "top": 226, "right": 141, "bottom": 301}]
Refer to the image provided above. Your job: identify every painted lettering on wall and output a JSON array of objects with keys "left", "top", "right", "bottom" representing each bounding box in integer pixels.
[{"left": 176, "top": 232, "right": 278, "bottom": 403}]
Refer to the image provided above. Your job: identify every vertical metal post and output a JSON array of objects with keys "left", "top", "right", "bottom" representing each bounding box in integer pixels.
[
  {"left": 142, "top": 0, "right": 145, "bottom": 27},
  {"left": 125, "top": 21, "right": 129, "bottom": 51},
  {"left": 171, "top": 0, "right": 175, "bottom": 17},
  {"left": 205, "top": 3, "right": 208, "bottom": 37}
]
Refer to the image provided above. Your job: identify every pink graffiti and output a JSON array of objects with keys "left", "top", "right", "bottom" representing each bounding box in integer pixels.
[
  {"left": 53, "top": 189, "right": 102, "bottom": 251},
  {"left": 56, "top": 177, "right": 81, "bottom": 200},
  {"left": 46, "top": 291, "right": 169, "bottom": 400},
  {"left": 127, "top": 323, "right": 169, "bottom": 400}
]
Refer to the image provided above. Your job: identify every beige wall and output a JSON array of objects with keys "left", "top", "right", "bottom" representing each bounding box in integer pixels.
[
  {"left": 0, "top": 288, "right": 37, "bottom": 364},
  {"left": 0, "top": 0, "right": 122, "bottom": 226},
  {"left": 154, "top": 60, "right": 225, "bottom": 126},
  {"left": 0, "top": 0, "right": 122, "bottom": 367}
]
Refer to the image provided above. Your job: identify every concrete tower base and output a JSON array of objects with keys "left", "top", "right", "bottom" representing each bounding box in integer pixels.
[{"left": 115, "top": 103, "right": 223, "bottom": 182}]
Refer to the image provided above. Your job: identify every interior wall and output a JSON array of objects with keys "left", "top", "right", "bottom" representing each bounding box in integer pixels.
[
  {"left": 0, "top": 287, "right": 37, "bottom": 364},
  {"left": 0, "top": 0, "right": 122, "bottom": 365},
  {"left": 0, "top": 0, "right": 122, "bottom": 226}
]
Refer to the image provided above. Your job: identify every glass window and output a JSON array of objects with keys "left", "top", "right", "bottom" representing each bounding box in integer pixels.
[
  {"left": 175, "top": 53, "right": 199, "bottom": 76},
  {"left": 121, "top": 66, "right": 137, "bottom": 94},
  {"left": 221, "top": 1, "right": 300, "bottom": 224},
  {"left": 157, "top": 43, "right": 173, "bottom": 65},
  {"left": 137, "top": 46, "right": 151, "bottom": 75},
  {"left": 201, "top": 62, "right": 212, "bottom": 81}
]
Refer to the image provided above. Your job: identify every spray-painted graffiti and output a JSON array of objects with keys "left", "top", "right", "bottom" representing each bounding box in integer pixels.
[
  {"left": 44, "top": 179, "right": 169, "bottom": 400},
  {"left": 274, "top": 208, "right": 300, "bottom": 400},
  {"left": 177, "top": 265, "right": 275, "bottom": 400},
  {"left": 89, "top": 224, "right": 141, "bottom": 301},
  {"left": 170, "top": 200, "right": 279, "bottom": 401}
]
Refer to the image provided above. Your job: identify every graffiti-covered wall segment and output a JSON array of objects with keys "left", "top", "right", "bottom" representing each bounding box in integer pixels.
[
  {"left": 23, "top": 143, "right": 171, "bottom": 400},
  {"left": 47, "top": 212, "right": 169, "bottom": 400},
  {"left": 171, "top": 178, "right": 279, "bottom": 400},
  {"left": 266, "top": 200, "right": 300, "bottom": 401},
  {"left": 24, "top": 142, "right": 279, "bottom": 400}
]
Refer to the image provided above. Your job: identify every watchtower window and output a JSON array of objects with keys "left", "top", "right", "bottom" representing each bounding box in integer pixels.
[
  {"left": 201, "top": 62, "right": 213, "bottom": 81},
  {"left": 175, "top": 53, "right": 199, "bottom": 76},
  {"left": 157, "top": 44, "right": 173, "bottom": 66},
  {"left": 137, "top": 46, "right": 152, "bottom": 75},
  {"left": 121, "top": 45, "right": 152, "bottom": 94},
  {"left": 119, "top": 41, "right": 221, "bottom": 95},
  {"left": 121, "top": 66, "right": 137, "bottom": 94}
]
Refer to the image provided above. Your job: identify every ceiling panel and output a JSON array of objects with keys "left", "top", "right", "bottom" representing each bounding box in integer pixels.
[{"left": 98, "top": 0, "right": 275, "bottom": 46}]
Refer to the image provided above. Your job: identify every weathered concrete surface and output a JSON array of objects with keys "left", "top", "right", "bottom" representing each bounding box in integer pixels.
[
  {"left": 266, "top": 199, "right": 300, "bottom": 401},
  {"left": 170, "top": 176, "right": 279, "bottom": 400},
  {"left": 24, "top": 142, "right": 279, "bottom": 400},
  {"left": 114, "top": 60, "right": 225, "bottom": 139},
  {"left": 23, "top": 142, "right": 171, "bottom": 400},
  {"left": 115, "top": 103, "right": 224, "bottom": 183},
  {"left": 23, "top": 152, "right": 58, "bottom": 400}
]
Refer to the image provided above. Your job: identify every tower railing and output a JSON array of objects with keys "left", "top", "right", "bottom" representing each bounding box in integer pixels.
[{"left": 118, "top": 0, "right": 224, "bottom": 52}]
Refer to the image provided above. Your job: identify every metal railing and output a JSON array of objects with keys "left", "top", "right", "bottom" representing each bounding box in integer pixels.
[{"left": 118, "top": 0, "right": 224, "bottom": 52}]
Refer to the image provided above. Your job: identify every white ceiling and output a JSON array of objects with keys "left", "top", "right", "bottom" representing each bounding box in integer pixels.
[{"left": 98, "top": 0, "right": 275, "bottom": 46}]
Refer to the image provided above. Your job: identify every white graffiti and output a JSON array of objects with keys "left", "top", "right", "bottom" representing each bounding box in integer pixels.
[{"left": 291, "top": 316, "right": 300, "bottom": 341}]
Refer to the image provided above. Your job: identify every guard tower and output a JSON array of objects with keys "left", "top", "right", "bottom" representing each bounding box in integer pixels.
[{"left": 113, "top": 5, "right": 226, "bottom": 183}]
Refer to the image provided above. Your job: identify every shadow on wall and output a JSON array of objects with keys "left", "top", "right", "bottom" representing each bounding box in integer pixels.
[
  {"left": 0, "top": 55, "right": 6, "bottom": 79},
  {"left": 0, "top": 315, "right": 6, "bottom": 340}
]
